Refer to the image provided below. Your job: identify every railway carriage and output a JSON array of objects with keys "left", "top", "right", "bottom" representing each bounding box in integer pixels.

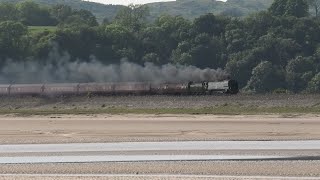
[
  {"left": 0, "top": 85, "right": 10, "bottom": 95},
  {"left": 113, "top": 82, "right": 151, "bottom": 94},
  {"left": 9, "top": 84, "right": 44, "bottom": 95},
  {"left": 78, "top": 83, "right": 114, "bottom": 94},
  {"left": 151, "top": 83, "right": 188, "bottom": 94},
  {"left": 44, "top": 83, "right": 79, "bottom": 95},
  {"left": 0, "top": 80, "right": 239, "bottom": 96}
]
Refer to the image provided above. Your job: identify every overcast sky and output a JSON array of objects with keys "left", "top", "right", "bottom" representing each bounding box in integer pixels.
[{"left": 84, "top": 0, "right": 226, "bottom": 6}]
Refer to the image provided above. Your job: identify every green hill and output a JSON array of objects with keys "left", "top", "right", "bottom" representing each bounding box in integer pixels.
[
  {"left": 0, "top": 0, "right": 274, "bottom": 22},
  {"left": 147, "top": 0, "right": 274, "bottom": 19}
]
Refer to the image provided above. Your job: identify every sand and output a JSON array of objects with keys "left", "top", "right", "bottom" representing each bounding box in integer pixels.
[{"left": 0, "top": 114, "right": 319, "bottom": 144}]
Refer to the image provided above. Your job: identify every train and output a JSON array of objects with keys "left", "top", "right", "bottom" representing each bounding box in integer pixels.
[{"left": 0, "top": 80, "right": 239, "bottom": 96}]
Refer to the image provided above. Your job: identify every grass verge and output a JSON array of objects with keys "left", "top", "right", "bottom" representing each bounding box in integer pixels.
[{"left": 0, "top": 105, "right": 319, "bottom": 115}]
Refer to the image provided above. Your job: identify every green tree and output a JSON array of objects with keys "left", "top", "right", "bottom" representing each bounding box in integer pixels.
[
  {"left": 16, "top": 1, "right": 56, "bottom": 26},
  {"left": 142, "top": 53, "right": 161, "bottom": 64},
  {"left": 62, "top": 9, "right": 98, "bottom": 28},
  {"left": 315, "top": 45, "right": 320, "bottom": 58},
  {"left": 0, "top": 21, "right": 28, "bottom": 59},
  {"left": 74, "top": 9, "right": 98, "bottom": 26},
  {"left": 193, "top": 13, "right": 229, "bottom": 36},
  {"left": 145, "top": 15, "right": 192, "bottom": 63},
  {"left": 286, "top": 56, "right": 314, "bottom": 92},
  {"left": 291, "top": 18, "right": 320, "bottom": 55},
  {"left": 50, "top": 4, "right": 73, "bottom": 22},
  {"left": 53, "top": 26, "right": 98, "bottom": 60},
  {"left": 307, "top": 73, "right": 320, "bottom": 92},
  {"left": 29, "top": 31, "right": 57, "bottom": 59},
  {"left": 308, "top": 0, "right": 320, "bottom": 16},
  {"left": 105, "top": 24, "right": 134, "bottom": 48},
  {"left": 140, "top": 26, "right": 167, "bottom": 63},
  {"left": 171, "top": 41, "right": 193, "bottom": 65},
  {"left": 244, "top": 12, "right": 275, "bottom": 38},
  {"left": 190, "top": 34, "right": 225, "bottom": 68},
  {"left": 269, "top": 0, "right": 287, "bottom": 16},
  {"left": 104, "top": 24, "right": 138, "bottom": 62},
  {"left": 255, "top": 34, "right": 301, "bottom": 66},
  {"left": 269, "top": 0, "right": 309, "bottom": 17},
  {"left": 225, "top": 19, "right": 249, "bottom": 54},
  {"left": 286, "top": 0, "right": 309, "bottom": 17},
  {"left": 226, "top": 47, "right": 266, "bottom": 88},
  {"left": 0, "top": 2, "right": 19, "bottom": 22},
  {"left": 246, "top": 61, "right": 285, "bottom": 93},
  {"left": 155, "top": 15, "right": 191, "bottom": 42},
  {"left": 114, "top": 4, "right": 149, "bottom": 31}
]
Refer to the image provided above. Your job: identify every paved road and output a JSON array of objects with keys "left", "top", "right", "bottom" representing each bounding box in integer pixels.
[
  {"left": 0, "top": 141, "right": 320, "bottom": 164},
  {"left": 1, "top": 141, "right": 320, "bottom": 153},
  {"left": 0, "top": 155, "right": 286, "bottom": 164}
]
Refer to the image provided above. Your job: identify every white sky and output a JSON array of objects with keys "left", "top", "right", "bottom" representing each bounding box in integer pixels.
[{"left": 84, "top": 0, "right": 227, "bottom": 6}]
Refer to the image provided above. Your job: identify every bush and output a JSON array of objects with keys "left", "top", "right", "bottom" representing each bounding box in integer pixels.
[{"left": 273, "top": 88, "right": 289, "bottom": 94}]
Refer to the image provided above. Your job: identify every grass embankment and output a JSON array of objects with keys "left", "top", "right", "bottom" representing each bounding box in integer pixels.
[
  {"left": 0, "top": 105, "right": 319, "bottom": 115},
  {"left": 28, "top": 26, "right": 57, "bottom": 34}
]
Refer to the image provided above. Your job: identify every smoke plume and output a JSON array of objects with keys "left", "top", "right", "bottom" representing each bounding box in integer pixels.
[{"left": 0, "top": 46, "right": 229, "bottom": 84}]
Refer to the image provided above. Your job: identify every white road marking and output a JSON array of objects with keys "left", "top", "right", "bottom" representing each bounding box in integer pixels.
[
  {"left": 0, "top": 155, "right": 287, "bottom": 164},
  {"left": 0, "top": 174, "right": 319, "bottom": 179},
  {"left": 1, "top": 141, "right": 320, "bottom": 153}
]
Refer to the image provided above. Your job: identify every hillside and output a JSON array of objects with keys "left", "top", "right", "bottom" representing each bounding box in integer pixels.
[
  {"left": 0, "top": 0, "right": 123, "bottom": 22},
  {"left": 0, "top": 0, "right": 274, "bottom": 22},
  {"left": 147, "top": 0, "right": 274, "bottom": 19}
]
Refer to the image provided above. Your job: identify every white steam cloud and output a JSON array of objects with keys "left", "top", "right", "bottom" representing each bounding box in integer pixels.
[{"left": 0, "top": 46, "right": 228, "bottom": 84}]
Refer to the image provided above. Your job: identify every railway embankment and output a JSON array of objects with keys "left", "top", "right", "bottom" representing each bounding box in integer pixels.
[{"left": 0, "top": 94, "right": 319, "bottom": 115}]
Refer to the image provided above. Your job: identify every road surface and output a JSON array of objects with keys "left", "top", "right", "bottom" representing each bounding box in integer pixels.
[
  {"left": 1, "top": 141, "right": 320, "bottom": 153},
  {"left": 0, "top": 141, "right": 319, "bottom": 178},
  {"left": 0, "top": 141, "right": 320, "bottom": 165},
  {"left": 1, "top": 114, "right": 320, "bottom": 178}
]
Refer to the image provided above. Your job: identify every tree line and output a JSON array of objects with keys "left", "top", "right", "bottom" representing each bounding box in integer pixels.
[{"left": 1, "top": 0, "right": 320, "bottom": 93}]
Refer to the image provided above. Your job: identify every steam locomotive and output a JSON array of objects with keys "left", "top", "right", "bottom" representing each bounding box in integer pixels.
[{"left": 0, "top": 80, "right": 239, "bottom": 96}]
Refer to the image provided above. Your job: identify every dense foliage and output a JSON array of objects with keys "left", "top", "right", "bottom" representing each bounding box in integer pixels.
[{"left": 1, "top": 0, "right": 320, "bottom": 93}]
